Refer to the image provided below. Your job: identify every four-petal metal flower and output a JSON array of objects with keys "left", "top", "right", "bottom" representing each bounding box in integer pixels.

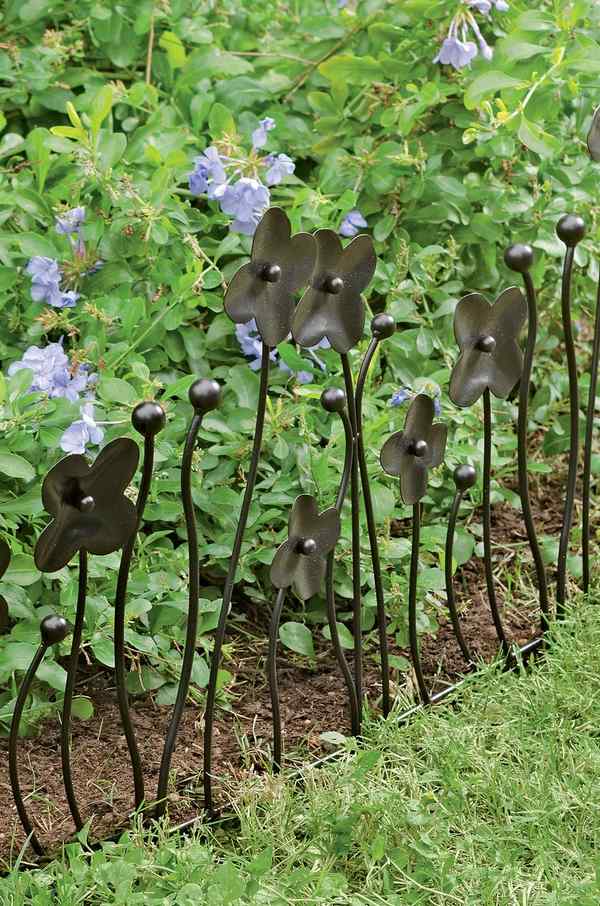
[
  {"left": 449, "top": 287, "right": 527, "bottom": 408},
  {"left": 224, "top": 207, "right": 316, "bottom": 347},
  {"left": 292, "top": 229, "right": 377, "bottom": 353},
  {"left": 34, "top": 438, "right": 140, "bottom": 572},
  {"left": 270, "top": 495, "right": 341, "bottom": 600},
  {"left": 380, "top": 394, "right": 447, "bottom": 505}
]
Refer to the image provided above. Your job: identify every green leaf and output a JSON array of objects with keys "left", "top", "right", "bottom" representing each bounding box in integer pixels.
[
  {"left": 159, "top": 31, "right": 187, "bottom": 68},
  {"left": 279, "top": 621, "right": 315, "bottom": 658},
  {"left": 0, "top": 452, "right": 35, "bottom": 482},
  {"left": 319, "top": 54, "right": 382, "bottom": 85},
  {"left": 208, "top": 102, "right": 236, "bottom": 138},
  {"left": 90, "top": 84, "right": 114, "bottom": 136},
  {"left": 518, "top": 115, "right": 560, "bottom": 159},
  {"left": 464, "top": 71, "right": 525, "bottom": 110},
  {"left": 97, "top": 377, "right": 138, "bottom": 405},
  {"left": 322, "top": 622, "right": 354, "bottom": 650},
  {"left": 4, "top": 555, "right": 40, "bottom": 587}
]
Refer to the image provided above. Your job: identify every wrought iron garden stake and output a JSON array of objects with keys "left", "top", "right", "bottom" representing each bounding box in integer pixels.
[
  {"left": 380, "top": 394, "right": 447, "bottom": 704},
  {"left": 355, "top": 313, "right": 396, "bottom": 716},
  {"left": 156, "top": 380, "right": 221, "bottom": 816},
  {"left": 114, "top": 400, "right": 166, "bottom": 813},
  {"left": 555, "top": 215, "right": 586, "bottom": 616},
  {"left": 9, "top": 615, "right": 71, "bottom": 856},
  {"left": 205, "top": 207, "right": 316, "bottom": 814},
  {"left": 445, "top": 465, "right": 477, "bottom": 665},
  {"left": 449, "top": 287, "right": 527, "bottom": 653},
  {"left": 505, "top": 245, "right": 550, "bottom": 630}
]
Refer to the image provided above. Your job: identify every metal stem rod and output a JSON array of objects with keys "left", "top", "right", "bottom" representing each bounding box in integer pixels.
[
  {"left": 267, "top": 587, "right": 287, "bottom": 771},
  {"left": 583, "top": 272, "right": 600, "bottom": 593},
  {"left": 444, "top": 489, "right": 474, "bottom": 664},
  {"left": 482, "top": 390, "right": 509, "bottom": 653},
  {"left": 409, "top": 502, "right": 429, "bottom": 704}
]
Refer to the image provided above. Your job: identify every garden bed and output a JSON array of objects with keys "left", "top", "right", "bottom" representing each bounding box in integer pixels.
[{"left": 0, "top": 469, "right": 568, "bottom": 866}]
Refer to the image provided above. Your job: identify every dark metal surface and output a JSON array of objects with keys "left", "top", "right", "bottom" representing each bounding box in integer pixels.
[
  {"left": 445, "top": 466, "right": 476, "bottom": 665},
  {"left": 292, "top": 230, "right": 376, "bottom": 353},
  {"left": 449, "top": 288, "right": 527, "bottom": 408},
  {"left": 588, "top": 105, "right": 600, "bottom": 161},
  {"left": 0, "top": 538, "right": 11, "bottom": 633},
  {"left": 380, "top": 394, "right": 447, "bottom": 504},
  {"left": 224, "top": 207, "right": 316, "bottom": 346},
  {"left": 482, "top": 389, "right": 509, "bottom": 653},
  {"left": 270, "top": 495, "right": 341, "bottom": 600},
  {"left": 583, "top": 272, "right": 600, "bottom": 593}
]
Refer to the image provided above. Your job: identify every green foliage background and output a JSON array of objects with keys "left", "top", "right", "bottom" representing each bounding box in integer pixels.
[{"left": 0, "top": 0, "right": 599, "bottom": 727}]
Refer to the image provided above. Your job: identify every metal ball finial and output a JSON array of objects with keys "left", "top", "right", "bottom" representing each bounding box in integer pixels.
[
  {"left": 411, "top": 439, "right": 429, "bottom": 458},
  {"left": 320, "top": 387, "right": 346, "bottom": 413},
  {"left": 189, "top": 379, "right": 221, "bottom": 412},
  {"left": 77, "top": 495, "right": 95, "bottom": 513},
  {"left": 476, "top": 335, "right": 496, "bottom": 354},
  {"left": 324, "top": 275, "right": 344, "bottom": 295},
  {"left": 40, "top": 614, "right": 70, "bottom": 646},
  {"left": 132, "top": 401, "right": 166, "bottom": 437},
  {"left": 453, "top": 463, "right": 477, "bottom": 492},
  {"left": 504, "top": 244, "right": 533, "bottom": 273},
  {"left": 262, "top": 263, "right": 281, "bottom": 283},
  {"left": 297, "top": 537, "right": 317, "bottom": 556},
  {"left": 556, "top": 213, "right": 586, "bottom": 247},
  {"left": 371, "top": 313, "right": 395, "bottom": 340}
]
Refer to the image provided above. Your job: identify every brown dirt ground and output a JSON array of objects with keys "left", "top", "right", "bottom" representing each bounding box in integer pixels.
[{"left": 0, "top": 466, "right": 579, "bottom": 867}]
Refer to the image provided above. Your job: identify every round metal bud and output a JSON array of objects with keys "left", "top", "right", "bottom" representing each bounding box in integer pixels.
[
  {"left": 132, "top": 401, "right": 166, "bottom": 437},
  {"left": 453, "top": 463, "right": 477, "bottom": 492},
  {"left": 411, "top": 439, "right": 429, "bottom": 458},
  {"left": 189, "top": 378, "right": 221, "bottom": 412},
  {"left": 262, "top": 263, "right": 281, "bottom": 283},
  {"left": 321, "top": 387, "right": 346, "bottom": 413},
  {"left": 324, "top": 275, "right": 344, "bottom": 295},
  {"left": 556, "top": 213, "right": 586, "bottom": 247},
  {"left": 40, "top": 614, "right": 70, "bottom": 647},
  {"left": 78, "top": 495, "right": 96, "bottom": 513},
  {"left": 371, "top": 313, "right": 395, "bottom": 340},
  {"left": 297, "top": 537, "right": 317, "bottom": 556},
  {"left": 504, "top": 244, "right": 533, "bottom": 273},
  {"left": 476, "top": 335, "right": 496, "bottom": 354}
]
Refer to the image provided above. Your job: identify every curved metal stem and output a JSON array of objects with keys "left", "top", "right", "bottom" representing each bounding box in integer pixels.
[
  {"left": 267, "top": 587, "right": 286, "bottom": 772},
  {"left": 156, "top": 411, "right": 203, "bottom": 816},
  {"left": 483, "top": 390, "right": 509, "bottom": 653},
  {"left": 444, "top": 490, "right": 473, "bottom": 664},
  {"left": 9, "top": 642, "right": 48, "bottom": 856},
  {"left": 557, "top": 246, "right": 579, "bottom": 616},
  {"left": 341, "top": 354, "right": 362, "bottom": 723},
  {"left": 409, "top": 503, "right": 429, "bottom": 704},
  {"left": 61, "top": 549, "right": 87, "bottom": 831},
  {"left": 203, "top": 346, "right": 270, "bottom": 815},
  {"left": 113, "top": 433, "right": 155, "bottom": 811},
  {"left": 355, "top": 337, "right": 390, "bottom": 716},
  {"left": 519, "top": 272, "right": 550, "bottom": 629},
  {"left": 327, "top": 406, "right": 360, "bottom": 736},
  {"left": 583, "top": 273, "right": 600, "bottom": 594}
]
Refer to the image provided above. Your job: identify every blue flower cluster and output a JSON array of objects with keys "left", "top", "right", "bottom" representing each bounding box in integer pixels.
[
  {"left": 340, "top": 210, "right": 368, "bottom": 238},
  {"left": 8, "top": 339, "right": 104, "bottom": 455},
  {"left": 391, "top": 383, "right": 442, "bottom": 417},
  {"left": 235, "top": 319, "right": 330, "bottom": 384},
  {"left": 434, "top": 0, "right": 508, "bottom": 70},
  {"left": 188, "top": 118, "right": 296, "bottom": 235}
]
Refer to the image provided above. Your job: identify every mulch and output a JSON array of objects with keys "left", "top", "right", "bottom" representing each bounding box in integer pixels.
[{"left": 0, "top": 467, "right": 576, "bottom": 866}]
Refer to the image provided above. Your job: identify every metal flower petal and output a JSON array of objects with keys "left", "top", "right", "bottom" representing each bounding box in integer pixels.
[
  {"left": 588, "top": 105, "right": 600, "bottom": 161},
  {"left": 224, "top": 207, "right": 316, "bottom": 347},
  {"left": 0, "top": 537, "right": 10, "bottom": 633},
  {"left": 450, "top": 287, "right": 527, "bottom": 408},
  {"left": 292, "top": 230, "right": 376, "bottom": 353},
  {"left": 380, "top": 394, "right": 447, "bottom": 505},
  {"left": 270, "top": 494, "right": 341, "bottom": 600},
  {"left": 34, "top": 438, "right": 140, "bottom": 572}
]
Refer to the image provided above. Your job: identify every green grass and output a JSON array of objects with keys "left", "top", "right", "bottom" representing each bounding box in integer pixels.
[{"left": 3, "top": 602, "right": 600, "bottom": 905}]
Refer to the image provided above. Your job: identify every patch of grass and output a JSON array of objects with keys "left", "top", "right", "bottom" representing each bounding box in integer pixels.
[{"left": 3, "top": 601, "right": 600, "bottom": 904}]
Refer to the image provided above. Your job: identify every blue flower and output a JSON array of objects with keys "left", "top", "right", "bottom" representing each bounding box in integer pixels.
[
  {"left": 26, "top": 256, "right": 79, "bottom": 309},
  {"left": 339, "top": 210, "right": 368, "bottom": 238},
  {"left": 251, "top": 117, "right": 276, "bottom": 151},
  {"left": 434, "top": 34, "right": 478, "bottom": 69},
  {"left": 391, "top": 388, "right": 411, "bottom": 407},
  {"left": 391, "top": 384, "right": 441, "bottom": 416},
  {"left": 466, "top": 11, "right": 493, "bottom": 59},
  {"left": 264, "top": 153, "right": 295, "bottom": 186},
  {"left": 467, "top": 0, "right": 508, "bottom": 11},
  {"left": 216, "top": 177, "right": 271, "bottom": 235},
  {"left": 188, "top": 147, "right": 228, "bottom": 199},
  {"left": 8, "top": 340, "right": 93, "bottom": 402},
  {"left": 55, "top": 206, "right": 85, "bottom": 235},
  {"left": 235, "top": 319, "right": 321, "bottom": 384},
  {"left": 60, "top": 403, "right": 104, "bottom": 454}
]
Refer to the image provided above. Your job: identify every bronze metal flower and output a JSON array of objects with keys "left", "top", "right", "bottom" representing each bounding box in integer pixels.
[
  {"left": 223, "top": 207, "right": 316, "bottom": 346},
  {"left": 270, "top": 494, "right": 341, "bottom": 600},
  {"left": 292, "top": 229, "right": 377, "bottom": 353},
  {"left": 449, "top": 287, "right": 527, "bottom": 408},
  {"left": 34, "top": 438, "right": 140, "bottom": 572},
  {"left": 380, "top": 394, "right": 447, "bottom": 505}
]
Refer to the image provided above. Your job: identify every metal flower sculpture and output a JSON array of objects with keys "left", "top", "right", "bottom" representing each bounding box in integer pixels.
[
  {"left": 292, "top": 229, "right": 377, "bottom": 353},
  {"left": 449, "top": 287, "right": 527, "bottom": 408},
  {"left": 224, "top": 207, "right": 316, "bottom": 346},
  {"left": 380, "top": 394, "right": 447, "bottom": 505},
  {"left": 270, "top": 494, "right": 341, "bottom": 600},
  {"left": 34, "top": 438, "right": 140, "bottom": 572}
]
